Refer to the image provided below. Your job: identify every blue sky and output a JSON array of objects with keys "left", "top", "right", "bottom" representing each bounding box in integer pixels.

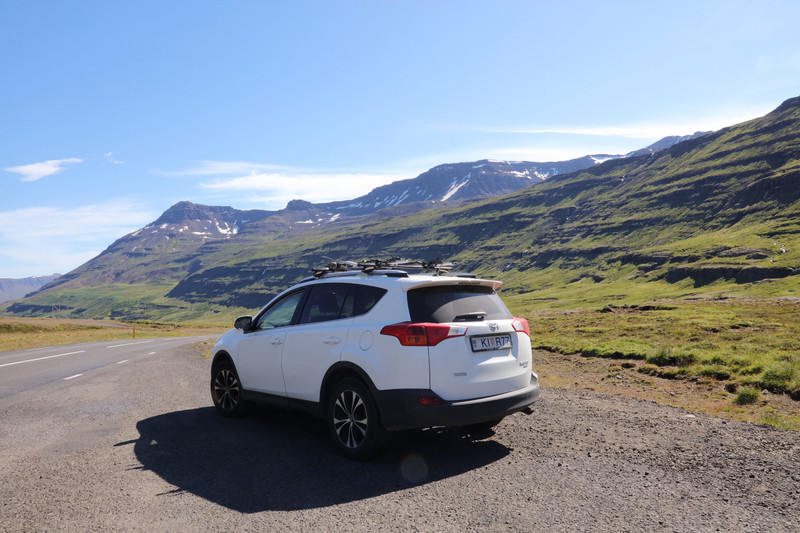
[{"left": 1, "top": 0, "right": 798, "bottom": 278}]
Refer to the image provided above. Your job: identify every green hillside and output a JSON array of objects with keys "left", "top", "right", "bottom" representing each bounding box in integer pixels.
[
  {"left": 5, "top": 96, "right": 800, "bottom": 323},
  {"left": 166, "top": 96, "right": 799, "bottom": 311}
]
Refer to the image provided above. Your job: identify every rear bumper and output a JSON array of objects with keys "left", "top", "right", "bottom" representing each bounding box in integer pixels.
[{"left": 375, "top": 373, "right": 540, "bottom": 431}]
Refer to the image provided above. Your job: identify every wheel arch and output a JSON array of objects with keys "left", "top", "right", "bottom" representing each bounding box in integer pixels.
[
  {"left": 320, "top": 362, "right": 379, "bottom": 413},
  {"left": 211, "top": 350, "right": 234, "bottom": 371}
]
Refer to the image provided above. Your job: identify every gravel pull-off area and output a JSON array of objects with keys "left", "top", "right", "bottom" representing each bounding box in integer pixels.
[{"left": 0, "top": 341, "right": 798, "bottom": 532}]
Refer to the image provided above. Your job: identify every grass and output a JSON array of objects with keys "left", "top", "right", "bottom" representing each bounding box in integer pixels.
[
  {"left": 734, "top": 387, "right": 761, "bottom": 405},
  {"left": 517, "top": 297, "right": 800, "bottom": 431},
  {"left": 0, "top": 317, "right": 224, "bottom": 352}
]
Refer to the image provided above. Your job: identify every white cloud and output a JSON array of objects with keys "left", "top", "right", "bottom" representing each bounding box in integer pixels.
[
  {"left": 4, "top": 158, "right": 83, "bottom": 182},
  {"left": 171, "top": 161, "right": 407, "bottom": 209},
  {"left": 0, "top": 201, "right": 158, "bottom": 278},
  {"left": 104, "top": 152, "right": 125, "bottom": 165},
  {"left": 159, "top": 160, "right": 288, "bottom": 177},
  {"left": 201, "top": 171, "right": 407, "bottom": 208},
  {"left": 478, "top": 106, "right": 775, "bottom": 141}
]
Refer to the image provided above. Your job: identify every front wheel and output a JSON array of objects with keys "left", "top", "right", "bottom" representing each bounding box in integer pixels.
[
  {"left": 211, "top": 361, "right": 251, "bottom": 417},
  {"left": 327, "top": 378, "right": 386, "bottom": 460}
]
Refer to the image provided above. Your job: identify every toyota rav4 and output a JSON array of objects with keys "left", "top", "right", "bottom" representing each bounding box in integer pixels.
[{"left": 209, "top": 260, "right": 539, "bottom": 459}]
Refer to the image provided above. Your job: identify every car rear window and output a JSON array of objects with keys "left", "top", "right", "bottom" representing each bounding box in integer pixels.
[{"left": 407, "top": 285, "right": 512, "bottom": 323}]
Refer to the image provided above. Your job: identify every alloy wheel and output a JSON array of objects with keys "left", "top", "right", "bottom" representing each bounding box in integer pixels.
[
  {"left": 332, "top": 389, "right": 369, "bottom": 449},
  {"left": 213, "top": 367, "right": 241, "bottom": 412}
]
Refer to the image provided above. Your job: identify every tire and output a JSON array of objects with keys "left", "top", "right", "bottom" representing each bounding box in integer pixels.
[
  {"left": 211, "top": 361, "right": 250, "bottom": 417},
  {"left": 327, "top": 378, "right": 386, "bottom": 460}
]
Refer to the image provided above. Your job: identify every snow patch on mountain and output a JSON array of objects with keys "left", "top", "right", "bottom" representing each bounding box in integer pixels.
[{"left": 442, "top": 178, "right": 471, "bottom": 201}]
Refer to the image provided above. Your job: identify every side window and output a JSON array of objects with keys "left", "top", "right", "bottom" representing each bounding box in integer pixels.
[
  {"left": 299, "top": 284, "right": 351, "bottom": 324},
  {"left": 255, "top": 290, "right": 305, "bottom": 330},
  {"left": 354, "top": 285, "right": 387, "bottom": 316}
]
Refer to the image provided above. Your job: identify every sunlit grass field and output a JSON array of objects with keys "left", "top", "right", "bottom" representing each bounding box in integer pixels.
[
  {"left": 514, "top": 297, "right": 800, "bottom": 430},
  {"left": 0, "top": 318, "right": 224, "bottom": 352}
]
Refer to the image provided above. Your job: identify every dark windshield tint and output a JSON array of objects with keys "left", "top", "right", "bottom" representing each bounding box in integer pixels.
[{"left": 407, "top": 285, "right": 511, "bottom": 323}]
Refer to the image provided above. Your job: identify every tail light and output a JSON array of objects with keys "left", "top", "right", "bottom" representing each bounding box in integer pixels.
[
  {"left": 380, "top": 322, "right": 467, "bottom": 346},
  {"left": 512, "top": 317, "right": 530, "bottom": 336}
]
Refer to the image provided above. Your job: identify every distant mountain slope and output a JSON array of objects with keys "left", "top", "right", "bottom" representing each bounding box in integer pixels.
[
  {"left": 8, "top": 106, "right": 791, "bottom": 321},
  {"left": 625, "top": 132, "right": 710, "bottom": 157},
  {"left": 20, "top": 133, "right": 703, "bottom": 301},
  {"left": 317, "top": 158, "right": 602, "bottom": 217},
  {"left": 0, "top": 274, "right": 61, "bottom": 304},
  {"left": 317, "top": 136, "right": 709, "bottom": 217}
]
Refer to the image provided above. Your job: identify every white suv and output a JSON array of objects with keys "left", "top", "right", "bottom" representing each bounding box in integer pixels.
[{"left": 210, "top": 261, "right": 539, "bottom": 459}]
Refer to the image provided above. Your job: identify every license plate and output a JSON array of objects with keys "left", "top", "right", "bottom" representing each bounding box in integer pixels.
[{"left": 470, "top": 334, "right": 512, "bottom": 352}]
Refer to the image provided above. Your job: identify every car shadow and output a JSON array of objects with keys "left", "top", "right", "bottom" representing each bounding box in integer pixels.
[{"left": 123, "top": 406, "right": 510, "bottom": 513}]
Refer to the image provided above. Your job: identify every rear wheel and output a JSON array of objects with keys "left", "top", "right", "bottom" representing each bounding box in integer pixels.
[
  {"left": 327, "top": 378, "right": 386, "bottom": 460},
  {"left": 211, "top": 361, "right": 250, "bottom": 417}
]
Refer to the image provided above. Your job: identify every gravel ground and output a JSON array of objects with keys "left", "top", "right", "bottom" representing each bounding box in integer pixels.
[{"left": 1, "top": 341, "right": 798, "bottom": 532}]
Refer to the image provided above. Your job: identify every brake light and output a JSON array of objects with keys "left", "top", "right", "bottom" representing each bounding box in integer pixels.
[
  {"left": 380, "top": 322, "right": 467, "bottom": 346},
  {"left": 512, "top": 317, "right": 530, "bottom": 336}
]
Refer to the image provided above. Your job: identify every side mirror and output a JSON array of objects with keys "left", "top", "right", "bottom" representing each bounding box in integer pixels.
[{"left": 234, "top": 315, "right": 253, "bottom": 331}]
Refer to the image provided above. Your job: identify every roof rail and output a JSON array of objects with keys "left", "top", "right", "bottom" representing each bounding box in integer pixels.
[{"left": 311, "top": 258, "right": 457, "bottom": 278}]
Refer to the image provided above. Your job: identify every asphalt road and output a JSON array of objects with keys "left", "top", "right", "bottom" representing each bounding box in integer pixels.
[
  {"left": 1, "top": 337, "right": 798, "bottom": 532},
  {"left": 0, "top": 337, "right": 214, "bottom": 399}
]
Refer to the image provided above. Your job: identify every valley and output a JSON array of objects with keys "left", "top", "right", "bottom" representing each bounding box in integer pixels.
[{"left": 2, "top": 96, "right": 799, "bottom": 427}]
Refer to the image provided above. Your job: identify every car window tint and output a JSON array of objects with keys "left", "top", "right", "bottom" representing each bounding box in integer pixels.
[
  {"left": 354, "top": 285, "right": 387, "bottom": 316},
  {"left": 341, "top": 287, "right": 355, "bottom": 318},
  {"left": 299, "top": 284, "right": 351, "bottom": 324},
  {"left": 255, "top": 290, "right": 304, "bottom": 330},
  {"left": 407, "top": 285, "right": 511, "bottom": 323}
]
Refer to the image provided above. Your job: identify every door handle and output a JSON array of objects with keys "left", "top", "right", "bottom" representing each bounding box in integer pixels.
[
  {"left": 271, "top": 338, "right": 284, "bottom": 345},
  {"left": 323, "top": 337, "right": 342, "bottom": 345}
]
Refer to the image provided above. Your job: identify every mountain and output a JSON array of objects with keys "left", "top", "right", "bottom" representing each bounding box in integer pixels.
[
  {"left": 11, "top": 134, "right": 702, "bottom": 303},
  {"left": 317, "top": 158, "right": 602, "bottom": 217},
  {"left": 5, "top": 102, "right": 795, "bottom": 321},
  {"left": 0, "top": 274, "right": 61, "bottom": 304},
  {"left": 312, "top": 134, "right": 710, "bottom": 219}
]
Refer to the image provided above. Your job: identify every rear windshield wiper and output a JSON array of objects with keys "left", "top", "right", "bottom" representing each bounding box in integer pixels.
[{"left": 453, "top": 311, "right": 487, "bottom": 322}]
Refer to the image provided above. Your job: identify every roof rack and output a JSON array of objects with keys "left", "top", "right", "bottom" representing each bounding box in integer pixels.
[{"left": 311, "top": 258, "right": 457, "bottom": 278}]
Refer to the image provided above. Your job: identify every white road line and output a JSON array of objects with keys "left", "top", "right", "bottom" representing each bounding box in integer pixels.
[
  {"left": 0, "top": 350, "right": 86, "bottom": 369},
  {"left": 106, "top": 340, "right": 155, "bottom": 348},
  {"left": 64, "top": 374, "right": 83, "bottom": 380},
  {"left": 117, "top": 360, "right": 129, "bottom": 364}
]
